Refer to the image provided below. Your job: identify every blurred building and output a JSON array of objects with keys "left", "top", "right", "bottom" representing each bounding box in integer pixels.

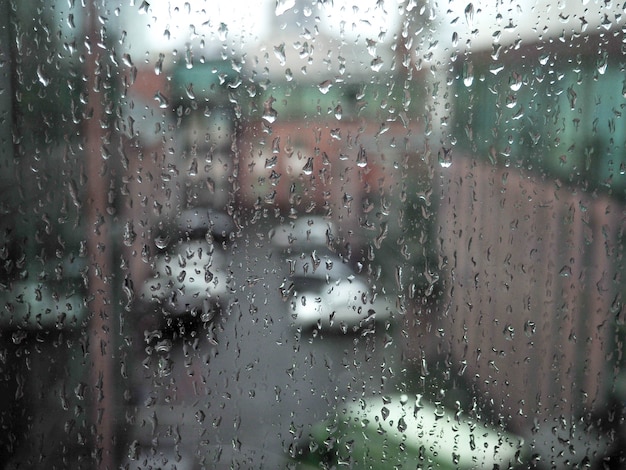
[{"left": 426, "top": 26, "right": 626, "bottom": 464}]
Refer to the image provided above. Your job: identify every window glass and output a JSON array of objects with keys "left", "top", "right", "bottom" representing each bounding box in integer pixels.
[{"left": 1, "top": 0, "right": 625, "bottom": 468}]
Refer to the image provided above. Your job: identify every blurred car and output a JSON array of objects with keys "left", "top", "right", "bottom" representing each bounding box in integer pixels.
[
  {"left": 269, "top": 216, "right": 337, "bottom": 250},
  {"left": 284, "top": 251, "right": 394, "bottom": 332},
  {"left": 296, "top": 393, "right": 525, "bottom": 469},
  {"left": 0, "top": 255, "right": 91, "bottom": 467},
  {"left": 0, "top": 256, "right": 88, "bottom": 330},
  {"left": 139, "top": 208, "right": 234, "bottom": 327}
]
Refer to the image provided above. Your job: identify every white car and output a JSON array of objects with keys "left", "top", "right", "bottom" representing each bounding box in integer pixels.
[
  {"left": 1, "top": 278, "right": 87, "bottom": 330},
  {"left": 285, "top": 253, "right": 393, "bottom": 331},
  {"left": 269, "top": 216, "right": 337, "bottom": 249},
  {"left": 140, "top": 208, "right": 234, "bottom": 323},
  {"left": 141, "top": 239, "right": 231, "bottom": 318}
]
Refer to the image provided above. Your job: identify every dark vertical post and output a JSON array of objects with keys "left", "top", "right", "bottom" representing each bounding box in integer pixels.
[{"left": 84, "top": 0, "right": 114, "bottom": 468}]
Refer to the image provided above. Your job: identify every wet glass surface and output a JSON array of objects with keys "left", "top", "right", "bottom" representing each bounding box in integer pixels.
[{"left": 1, "top": 1, "right": 625, "bottom": 468}]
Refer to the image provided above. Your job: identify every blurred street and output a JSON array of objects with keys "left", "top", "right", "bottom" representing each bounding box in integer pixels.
[{"left": 122, "top": 221, "right": 402, "bottom": 469}]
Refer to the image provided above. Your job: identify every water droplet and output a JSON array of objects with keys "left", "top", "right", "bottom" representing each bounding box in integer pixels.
[
  {"left": 188, "top": 158, "right": 198, "bottom": 177},
  {"left": 122, "top": 53, "right": 133, "bottom": 67},
  {"left": 302, "top": 157, "right": 314, "bottom": 175},
  {"left": 154, "top": 91, "right": 169, "bottom": 109},
  {"left": 262, "top": 96, "right": 278, "bottom": 123},
  {"left": 366, "top": 38, "right": 377, "bottom": 57},
  {"left": 218, "top": 23, "right": 228, "bottom": 42},
  {"left": 414, "top": 394, "right": 424, "bottom": 410},
  {"left": 275, "top": 0, "right": 295, "bottom": 16},
  {"left": 462, "top": 61, "right": 473, "bottom": 87},
  {"left": 157, "top": 356, "right": 173, "bottom": 376},
  {"left": 154, "top": 54, "right": 164, "bottom": 75},
  {"left": 123, "top": 221, "right": 137, "bottom": 247},
  {"left": 597, "top": 52, "right": 608, "bottom": 75},
  {"left": 397, "top": 416, "right": 407, "bottom": 433},
  {"left": 334, "top": 104, "right": 342, "bottom": 120},
  {"left": 464, "top": 3, "right": 474, "bottom": 27},
  {"left": 511, "top": 107, "right": 524, "bottom": 120},
  {"left": 154, "top": 234, "right": 170, "bottom": 250},
  {"left": 74, "top": 382, "right": 86, "bottom": 400},
  {"left": 37, "top": 65, "right": 50, "bottom": 87},
  {"left": 269, "top": 170, "right": 281, "bottom": 184},
  {"left": 380, "top": 406, "right": 390, "bottom": 421},
  {"left": 438, "top": 147, "right": 452, "bottom": 168},
  {"left": 524, "top": 320, "right": 536, "bottom": 337},
  {"left": 265, "top": 156, "right": 277, "bottom": 169},
  {"left": 101, "top": 146, "right": 112, "bottom": 160},
  {"left": 370, "top": 57, "right": 384, "bottom": 72},
  {"left": 185, "top": 84, "right": 195, "bottom": 100},
  {"left": 155, "top": 339, "right": 172, "bottom": 353},
  {"left": 318, "top": 80, "right": 332, "bottom": 94},
  {"left": 509, "top": 72, "right": 523, "bottom": 91},
  {"left": 12, "top": 330, "right": 27, "bottom": 345},
  {"left": 128, "top": 440, "right": 140, "bottom": 461},
  {"left": 185, "top": 48, "right": 193, "bottom": 69},
  {"left": 506, "top": 95, "right": 517, "bottom": 108},
  {"left": 503, "top": 324, "right": 515, "bottom": 340},
  {"left": 559, "top": 265, "right": 572, "bottom": 277},
  {"left": 356, "top": 146, "right": 367, "bottom": 168},
  {"left": 274, "top": 43, "right": 286, "bottom": 66},
  {"left": 567, "top": 87, "right": 577, "bottom": 109},
  {"left": 263, "top": 109, "right": 278, "bottom": 124},
  {"left": 268, "top": 136, "right": 280, "bottom": 155},
  {"left": 138, "top": 0, "right": 150, "bottom": 14},
  {"left": 279, "top": 280, "right": 295, "bottom": 301}
]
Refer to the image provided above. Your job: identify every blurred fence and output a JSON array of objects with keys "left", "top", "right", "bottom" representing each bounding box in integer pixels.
[{"left": 436, "top": 157, "right": 625, "bottom": 431}]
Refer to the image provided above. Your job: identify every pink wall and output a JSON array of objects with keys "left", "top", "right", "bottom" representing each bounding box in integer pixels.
[{"left": 436, "top": 158, "right": 625, "bottom": 431}]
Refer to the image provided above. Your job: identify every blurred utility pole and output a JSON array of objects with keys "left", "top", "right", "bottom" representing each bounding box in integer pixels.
[{"left": 84, "top": 0, "right": 114, "bottom": 468}]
